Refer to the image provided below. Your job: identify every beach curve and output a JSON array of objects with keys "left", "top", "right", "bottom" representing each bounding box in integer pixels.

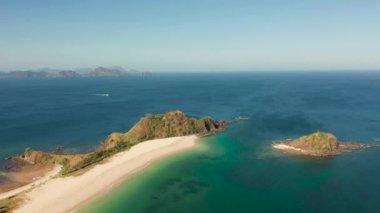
[{"left": 14, "top": 135, "right": 199, "bottom": 213}]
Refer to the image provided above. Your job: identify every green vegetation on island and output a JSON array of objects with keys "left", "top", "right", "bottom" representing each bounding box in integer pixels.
[
  {"left": 274, "top": 131, "right": 377, "bottom": 156},
  {"left": 20, "top": 110, "right": 226, "bottom": 175},
  {"left": 103, "top": 110, "right": 225, "bottom": 149},
  {"left": 289, "top": 132, "right": 339, "bottom": 152}
]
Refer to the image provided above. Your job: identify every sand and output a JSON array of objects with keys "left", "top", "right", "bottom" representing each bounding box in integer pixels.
[
  {"left": 14, "top": 135, "right": 198, "bottom": 213},
  {"left": 0, "top": 165, "right": 61, "bottom": 200},
  {"left": 272, "top": 143, "right": 307, "bottom": 153}
]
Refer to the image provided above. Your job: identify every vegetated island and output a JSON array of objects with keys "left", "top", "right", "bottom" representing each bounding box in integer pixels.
[
  {"left": 0, "top": 110, "right": 225, "bottom": 212},
  {"left": 0, "top": 66, "right": 152, "bottom": 78},
  {"left": 273, "top": 131, "right": 378, "bottom": 157}
]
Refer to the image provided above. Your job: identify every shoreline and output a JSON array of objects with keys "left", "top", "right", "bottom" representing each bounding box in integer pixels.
[
  {"left": 272, "top": 142, "right": 342, "bottom": 156},
  {"left": 0, "top": 165, "right": 61, "bottom": 200},
  {"left": 272, "top": 143, "right": 307, "bottom": 153},
  {"left": 272, "top": 141, "right": 377, "bottom": 157},
  {"left": 13, "top": 135, "right": 199, "bottom": 213}
]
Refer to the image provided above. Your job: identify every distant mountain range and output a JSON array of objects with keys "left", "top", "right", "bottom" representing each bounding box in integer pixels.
[{"left": 0, "top": 66, "right": 152, "bottom": 78}]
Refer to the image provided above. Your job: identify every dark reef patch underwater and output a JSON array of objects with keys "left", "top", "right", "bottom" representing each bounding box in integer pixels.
[{"left": 1, "top": 72, "right": 380, "bottom": 212}]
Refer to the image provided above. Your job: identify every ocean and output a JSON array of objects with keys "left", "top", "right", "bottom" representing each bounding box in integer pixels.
[{"left": 1, "top": 72, "right": 380, "bottom": 212}]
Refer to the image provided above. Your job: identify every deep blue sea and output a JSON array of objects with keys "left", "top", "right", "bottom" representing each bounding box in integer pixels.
[{"left": 1, "top": 72, "right": 380, "bottom": 212}]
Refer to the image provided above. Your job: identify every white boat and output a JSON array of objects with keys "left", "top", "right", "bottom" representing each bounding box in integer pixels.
[{"left": 95, "top": 93, "right": 109, "bottom": 97}]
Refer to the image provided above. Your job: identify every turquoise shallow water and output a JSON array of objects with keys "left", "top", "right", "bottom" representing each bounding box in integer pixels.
[
  {"left": 82, "top": 129, "right": 380, "bottom": 213},
  {"left": 1, "top": 72, "right": 380, "bottom": 212}
]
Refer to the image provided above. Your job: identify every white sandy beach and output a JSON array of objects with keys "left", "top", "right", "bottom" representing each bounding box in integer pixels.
[
  {"left": 0, "top": 166, "right": 61, "bottom": 200},
  {"left": 272, "top": 143, "right": 306, "bottom": 153},
  {"left": 13, "top": 135, "right": 198, "bottom": 213}
]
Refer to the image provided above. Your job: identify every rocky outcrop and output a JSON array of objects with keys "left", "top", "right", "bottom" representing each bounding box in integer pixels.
[
  {"left": 103, "top": 110, "right": 226, "bottom": 149},
  {"left": 273, "top": 131, "right": 378, "bottom": 157},
  {"left": 289, "top": 132, "right": 339, "bottom": 153}
]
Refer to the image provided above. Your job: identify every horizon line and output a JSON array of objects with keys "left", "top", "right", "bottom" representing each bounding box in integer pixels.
[{"left": 1, "top": 68, "right": 380, "bottom": 73}]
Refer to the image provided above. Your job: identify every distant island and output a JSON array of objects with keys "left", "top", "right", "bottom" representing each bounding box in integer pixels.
[
  {"left": 0, "top": 110, "right": 225, "bottom": 212},
  {"left": 0, "top": 66, "right": 152, "bottom": 78},
  {"left": 273, "top": 131, "right": 378, "bottom": 157}
]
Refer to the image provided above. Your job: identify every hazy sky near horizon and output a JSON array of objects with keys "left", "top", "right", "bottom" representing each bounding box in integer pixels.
[{"left": 1, "top": 0, "right": 380, "bottom": 72}]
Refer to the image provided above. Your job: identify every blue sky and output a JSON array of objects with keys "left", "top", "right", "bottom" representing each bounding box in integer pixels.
[{"left": 1, "top": 0, "right": 379, "bottom": 71}]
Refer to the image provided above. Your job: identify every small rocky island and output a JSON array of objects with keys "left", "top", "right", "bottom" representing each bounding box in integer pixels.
[{"left": 273, "top": 131, "right": 377, "bottom": 157}]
